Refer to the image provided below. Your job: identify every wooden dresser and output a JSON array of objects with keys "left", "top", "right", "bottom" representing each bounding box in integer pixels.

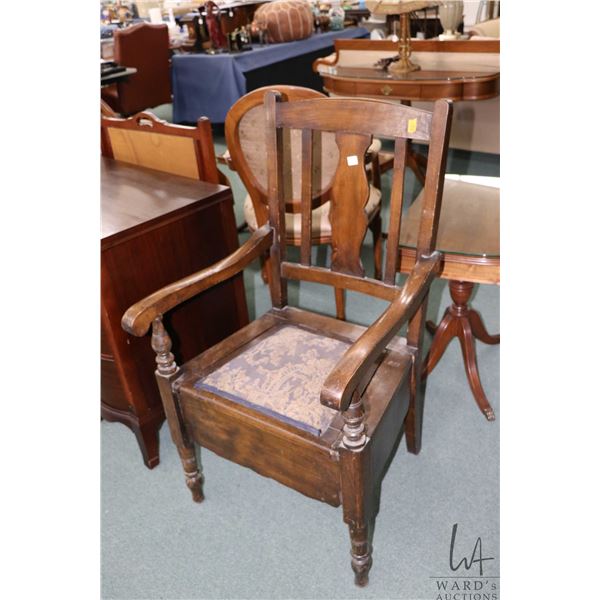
[{"left": 101, "top": 158, "right": 249, "bottom": 468}]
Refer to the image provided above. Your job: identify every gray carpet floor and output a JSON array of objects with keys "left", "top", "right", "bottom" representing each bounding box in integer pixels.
[{"left": 101, "top": 138, "right": 500, "bottom": 600}]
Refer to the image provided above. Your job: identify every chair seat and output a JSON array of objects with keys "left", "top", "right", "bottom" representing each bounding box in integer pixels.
[
  {"left": 183, "top": 308, "right": 410, "bottom": 437},
  {"left": 195, "top": 324, "right": 348, "bottom": 435},
  {"left": 243, "top": 185, "right": 382, "bottom": 240}
]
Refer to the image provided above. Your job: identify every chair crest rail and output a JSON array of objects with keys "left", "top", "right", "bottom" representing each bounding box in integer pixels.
[{"left": 276, "top": 97, "right": 433, "bottom": 142}]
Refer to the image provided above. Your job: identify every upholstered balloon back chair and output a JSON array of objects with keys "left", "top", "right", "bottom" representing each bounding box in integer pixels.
[
  {"left": 101, "top": 110, "right": 227, "bottom": 186},
  {"left": 224, "top": 85, "right": 384, "bottom": 319},
  {"left": 122, "top": 93, "right": 452, "bottom": 586}
]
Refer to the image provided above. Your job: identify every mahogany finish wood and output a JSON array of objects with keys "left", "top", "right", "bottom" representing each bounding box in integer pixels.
[
  {"left": 121, "top": 95, "right": 452, "bottom": 586},
  {"left": 313, "top": 39, "right": 500, "bottom": 103},
  {"left": 422, "top": 281, "right": 499, "bottom": 421},
  {"left": 101, "top": 158, "right": 248, "bottom": 468},
  {"left": 399, "top": 177, "right": 500, "bottom": 420},
  {"left": 317, "top": 69, "right": 499, "bottom": 103}
]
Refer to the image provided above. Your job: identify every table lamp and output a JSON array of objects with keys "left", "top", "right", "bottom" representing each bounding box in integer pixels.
[{"left": 366, "top": 0, "right": 441, "bottom": 73}]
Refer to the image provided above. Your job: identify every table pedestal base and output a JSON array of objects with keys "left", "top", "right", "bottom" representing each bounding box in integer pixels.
[{"left": 422, "top": 280, "right": 499, "bottom": 421}]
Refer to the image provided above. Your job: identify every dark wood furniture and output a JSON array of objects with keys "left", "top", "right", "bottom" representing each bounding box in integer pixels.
[
  {"left": 101, "top": 66, "right": 137, "bottom": 87},
  {"left": 399, "top": 175, "right": 499, "bottom": 420},
  {"left": 101, "top": 22, "right": 171, "bottom": 116},
  {"left": 101, "top": 110, "right": 223, "bottom": 185},
  {"left": 314, "top": 39, "right": 499, "bottom": 102},
  {"left": 122, "top": 94, "right": 452, "bottom": 585},
  {"left": 224, "top": 84, "right": 383, "bottom": 318},
  {"left": 101, "top": 158, "right": 248, "bottom": 468}
]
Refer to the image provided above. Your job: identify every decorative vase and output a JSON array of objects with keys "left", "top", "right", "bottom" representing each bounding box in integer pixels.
[{"left": 438, "top": 0, "right": 463, "bottom": 40}]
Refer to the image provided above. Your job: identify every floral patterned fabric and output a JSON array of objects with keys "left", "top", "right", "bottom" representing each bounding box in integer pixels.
[{"left": 194, "top": 325, "right": 350, "bottom": 435}]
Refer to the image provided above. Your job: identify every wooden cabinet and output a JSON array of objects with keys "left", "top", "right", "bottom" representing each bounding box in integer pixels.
[{"left": 101, "top": 158, "right": 249, "bottom": 468}]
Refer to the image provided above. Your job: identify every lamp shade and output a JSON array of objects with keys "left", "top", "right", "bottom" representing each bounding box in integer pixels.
[{"left": 366, "top": 0, "right": 441, "bottom": 15}]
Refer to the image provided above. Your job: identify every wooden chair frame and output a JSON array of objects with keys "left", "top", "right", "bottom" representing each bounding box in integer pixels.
[
  {"left": 101, "top": 110, "right": 222, "bottom": 185},
  {"left": 122, "top": 94, "right": 452, "bottom": 587}
]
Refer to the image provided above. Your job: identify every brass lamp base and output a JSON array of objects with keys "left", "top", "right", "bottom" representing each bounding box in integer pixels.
[
  {"left": 388, "top": 13, "right": 420, "bottom": 74},
  {"left": 388, "top": 57, "right": 421, "bottom": 74}
]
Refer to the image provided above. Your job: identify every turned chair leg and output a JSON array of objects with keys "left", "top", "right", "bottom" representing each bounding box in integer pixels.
[
  {"left": 422, "top": 281, "right": 499, "bottom": 421},
  {"left": 341, "top": 393, "right": 374, "bottom": 586},
  {"left": 152, "top": 317, "right": 206, "bottom": 502},
  {"left": 177, "top": 445, "right": 205, "bottom": 503},
  {"left": 348, "top": 521, "right": 373, "bottom": 587}
]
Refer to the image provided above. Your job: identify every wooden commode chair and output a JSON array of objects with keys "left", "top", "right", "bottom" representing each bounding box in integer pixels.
[{"left": 122, "top": 93, "right": 452, "bottom": 586}]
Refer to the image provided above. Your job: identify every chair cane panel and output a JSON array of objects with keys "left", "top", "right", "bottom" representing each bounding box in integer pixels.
[{"left": 107, "top": 129, "right": 200, "bottom": 179}]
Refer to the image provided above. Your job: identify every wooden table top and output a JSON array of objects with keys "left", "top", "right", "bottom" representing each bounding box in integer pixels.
[
  {"left": 400, "top": 176, "right": 499, "bottom": 258},
  {"left": 101, "top": 157, "right": 230, "bottom": 243},
  {"left": 317, "top": 64, "right": 499, "bottom": 101},
  {"left": 321, "top": 64, "right": 499, "bottom": 82},
  {"left": 314, "top": 39, "right": 500, "bottom": 102}
]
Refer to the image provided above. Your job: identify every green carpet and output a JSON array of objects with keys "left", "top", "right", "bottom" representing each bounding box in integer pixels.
[{"left": 101, "top": 138, "right": 500, "bottom": 600}]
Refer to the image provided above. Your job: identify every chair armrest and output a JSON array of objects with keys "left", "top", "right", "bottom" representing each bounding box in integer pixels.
[
  {"left": 122, "top": 224, "right": 273, "bottom": 337},
  {"left": 320, "top": 252, "right": 441, "bottom": 412}
]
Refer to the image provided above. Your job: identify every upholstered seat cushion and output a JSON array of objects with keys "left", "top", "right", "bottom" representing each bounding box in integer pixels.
[
  {"left": 194, "top": 325, "right": 349, "bottom": 435},
  {"left": 243, "top": 185, "right": 382, "bottom": 238}
]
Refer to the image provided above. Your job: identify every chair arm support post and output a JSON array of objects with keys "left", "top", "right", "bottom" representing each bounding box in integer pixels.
[
  {"left": 320, "top": 252, "right": 441, "bottom": 412},
  {"left": 122, "top": 225, "right": 273, "bottom": 337}
]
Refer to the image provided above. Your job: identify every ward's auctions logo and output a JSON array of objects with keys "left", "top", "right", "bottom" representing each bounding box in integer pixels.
[{"left": 430, "top": 523, "right": 499, "bottom": 600}]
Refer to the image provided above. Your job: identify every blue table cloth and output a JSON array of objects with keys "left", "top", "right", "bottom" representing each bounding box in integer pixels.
[{"left": 172, "top": 27, "right": 368, "bottom": 124}]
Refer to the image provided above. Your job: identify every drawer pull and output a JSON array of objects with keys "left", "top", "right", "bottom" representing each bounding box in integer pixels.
[{"left": 381, "top": 85, "right": 392, "bottom": 96}]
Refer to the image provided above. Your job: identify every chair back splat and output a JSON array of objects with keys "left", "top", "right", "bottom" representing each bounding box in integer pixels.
[{"left": 264, "top": 91, "right": 452, "bottom": 308}]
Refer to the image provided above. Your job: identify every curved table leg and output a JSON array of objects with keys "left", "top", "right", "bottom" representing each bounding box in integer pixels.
[
  {"left": 469, "top": 309, "right": 500, "bottom": 345},
  {"left": 457, "top": 318, "right": 496, "bottom": 421},
  {"left": 422, "top": 280, "right": 498, "bottom": 421},
  {"left": 422, "top": 310, "right": 457, "bottom": 377}
]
